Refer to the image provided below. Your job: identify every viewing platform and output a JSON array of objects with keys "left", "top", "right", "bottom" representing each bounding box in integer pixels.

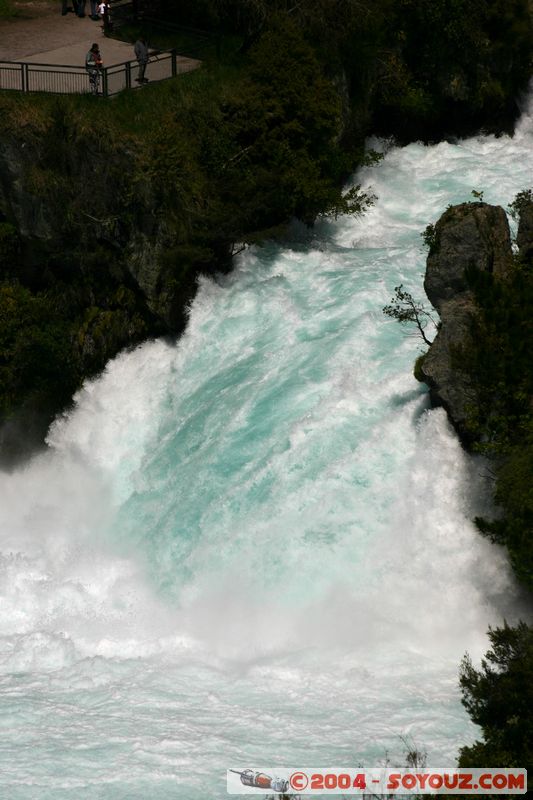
[{"left": 0, "top": 2, "right": 201, "bottom": 95}]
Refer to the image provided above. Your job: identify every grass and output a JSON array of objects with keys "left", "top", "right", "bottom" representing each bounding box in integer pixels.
[
  {"left": 0, "top": 57, "right": 243, "bottom": 142},
  {"left": 0, "top": 0, "right": 56, "bottom": 19},
  {"left": 0, "top": 0, "right": 17, "bottom": 18},
  {"left": 0, "top": 3, "right": 243, "bottom": 132}
]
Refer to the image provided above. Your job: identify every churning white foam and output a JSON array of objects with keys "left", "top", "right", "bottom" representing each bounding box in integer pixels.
[{"left": 1, "top": 94, "right": 532, "bottom": 797}]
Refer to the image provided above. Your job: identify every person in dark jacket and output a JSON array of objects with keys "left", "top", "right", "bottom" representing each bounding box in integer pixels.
[
  {"left": 134, "top": 37, "right": 149, "bottom": 83},
  {"left": 61, "top": 0, "right": 77, "bottom": 13},
  {"left": 85, "top": 43, "right": 103, "bottom": 94}
]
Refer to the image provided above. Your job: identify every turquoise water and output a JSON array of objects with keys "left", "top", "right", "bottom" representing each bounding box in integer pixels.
[{"left": 1, "top": 95, "right": 532, "bottom": 798}]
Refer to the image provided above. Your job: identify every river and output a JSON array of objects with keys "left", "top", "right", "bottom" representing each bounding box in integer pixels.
[{"left": 1, "top": 94, "right": 532, "bottom": 799}]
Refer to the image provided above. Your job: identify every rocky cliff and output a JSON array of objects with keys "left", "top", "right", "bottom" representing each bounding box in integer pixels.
[
  {"left": 420, "top": 197, "right": 533, "bottom": 587},
  {"left": 420, "top": 202, "right": 514, "bottom": 441},
  {"left": 0, "top": 135, "right": 198, "bottom": 330},
  {"left": 0, "top": 130, "right": 201, "bottom": 464}
]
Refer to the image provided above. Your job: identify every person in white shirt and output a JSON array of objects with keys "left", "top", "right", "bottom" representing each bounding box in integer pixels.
[{"left": 98, "top": 0, "right": 111, "bottom": 32}]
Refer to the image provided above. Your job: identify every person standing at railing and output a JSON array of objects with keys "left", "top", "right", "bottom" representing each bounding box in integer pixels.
[
  {"left": 98, "top": 0, "right": 112, "bottom": 32},
  {"left": 85, "top": 43, "right": 103, "bottom": 95},
  {"left": 134, "top": 37, "right": 149, "bottom": 83}
]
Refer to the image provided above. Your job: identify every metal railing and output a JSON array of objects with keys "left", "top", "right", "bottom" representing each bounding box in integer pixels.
[{"left": 0, "top": 49, "right": 185, "bottom": 97}]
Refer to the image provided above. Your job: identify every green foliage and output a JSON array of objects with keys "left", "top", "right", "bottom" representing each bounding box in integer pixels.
[
  {"left": 215, "top": 15, "right": 362, "bottom": 228},
  {"left": 383, "top": 284, "right": 437, "bottom": 347},
  {"left": 0, "top": 272, "right": 152, "bottom": 427},
  {"left": 0, "top": 222, "right": 20, "bottom": 273},
  {"left": 421, "top": 223, "right": 437, "bottom": 252},
  {"left": 459, "top": 622, "right": 533, "bottom": 774},
  {"left": 459, "top": 260, "right": 533, "bottom": 450},
  {"left": 0, "top": 284, "right": 78, "bottom": 417},
  {"left": 320, "top": 185, "right": 375, "bottom": 220},
  {"left": 442, "top": 200, "right": 533, "bottom": 779},
  {"left": 0, "top": 0, "right": 17, "bottom": 18},
  {"left": 1, "top": 0, "right": 532, "bottom": 442},
  {"left": 141, "top": 15, "right": 372, "bottom": 249},
  {"left": 361, "top": 150, "right": 384, "bottom": 167},
  {"left": 509, "top": 188, "right": 533, "bottom": 221},
  {"left": 493, "top": 442, "right": 533, "bottom": 586},
  {"left": 372, "top": 0, "right": 533, "bottom": 138},
  {"left": 0, "top": 15, "right": 374, "bottom": 435},
  {"left": 150, "top": 0, "right": 533, "bottom": 140},
  {"left": 451, "top": 246, "right": 533, "bottom": 588}
]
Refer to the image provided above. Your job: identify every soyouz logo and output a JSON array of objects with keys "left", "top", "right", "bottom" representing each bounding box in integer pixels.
[{"left": 227, "top": 768, "right": 527, "bottom": 794}]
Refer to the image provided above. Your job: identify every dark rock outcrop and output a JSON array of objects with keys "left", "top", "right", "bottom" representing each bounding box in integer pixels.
[
  {"left": 420, "top": 202, "right": 513, "bottom": 440},
  {"left": 517, "top": 199, "right": 533, "bottom": 262},
  {"left": 0, "top": 137, "right": 191, "bottom": 331},
  {"left": 424, "top": 203, "right": 513, "bottom": 310},
  {"left": 0, "top": 135, "right": 198, "bottom": 466}
]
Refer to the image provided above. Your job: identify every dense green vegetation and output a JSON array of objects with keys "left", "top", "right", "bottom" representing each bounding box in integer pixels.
[
  {"left": 1, "top": 0, "right": 531, "bottom": 448},
  {"left": 459, "top": 622, "right": 533, "bottom": 778},
  {"left": 148, "top": 0, "right": 533, "bottom": 139},
  {"left": 461, "top": 262, "right": 533, "bottom": 587},
  {"left": 455, "top": 201, "right": 533, "bottom": 782},
  {"left": 424, "top": 196, "right": 533, "bottom": 781},
  {"left": 373, "top": 0, "right": 532, "bottom": 137},
  {"left": 0, "top": 0, "right": 16, "bottom": 18},
  {"left": 387, "top": 194, "right": 533, "bottom": 778},
  {"left": 0, "top": 19, "right": 370, "bottom": 452}
]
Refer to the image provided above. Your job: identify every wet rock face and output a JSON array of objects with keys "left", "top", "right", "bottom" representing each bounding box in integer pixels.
[
  {"left": 424, "top": 202, "right": 513, "bottom": 312},
  {"left": 420, "top": 202, "right": 514, "bottom": 441},
  {"left": 517, "top": 199, "right": 533, "bottom": 263}
]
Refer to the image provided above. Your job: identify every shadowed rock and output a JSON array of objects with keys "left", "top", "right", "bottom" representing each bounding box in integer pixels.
[
  {"left": 517, "top": 199, "right": 533, "bottom": 263},
  {"left": 420, "top": 202, "right": 513, "bottom": 441},
  {"left": 424, "top": 202, "right": 513, "bottom": 311}
]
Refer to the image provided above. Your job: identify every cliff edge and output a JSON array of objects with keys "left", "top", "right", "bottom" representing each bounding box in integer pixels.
[{"left": 420, "top": 202, "right": 514, "bottom": 441}]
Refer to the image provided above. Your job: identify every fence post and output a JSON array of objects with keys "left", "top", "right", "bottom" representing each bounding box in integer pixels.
[
  {"left": 171, "top": 48, "right": 177, "bottom": 78},
  {"left": 126, "top": 60, "right": 131, "bottom": 90},
  {"left": 102, "top": 66, "right": 108, "bottom": 97},
  {"left": 22, "top": 63, "right": 29, "bottom": 92}
]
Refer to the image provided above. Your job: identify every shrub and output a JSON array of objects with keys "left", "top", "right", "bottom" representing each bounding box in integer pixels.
[{"left": 459, "top": 622, "right": 533, "bottom": 776}]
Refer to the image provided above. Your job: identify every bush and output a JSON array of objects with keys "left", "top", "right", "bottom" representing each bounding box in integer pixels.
[
  {"left": 0, "top": 222, "right": 20, "bottom": 273},
  {"left": 0, "top": 284, "right": 78, "bottom": 418},
  {"left": 0, "top": 0, "right": 17, "bottom": 19},
  {"left": 459, "top": 622, "right": 533, "bottom": 776}
]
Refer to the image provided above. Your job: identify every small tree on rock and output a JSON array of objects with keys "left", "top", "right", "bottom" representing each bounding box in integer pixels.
[{"left": 382, "top": 284, "right": 437, "bottom": 347}]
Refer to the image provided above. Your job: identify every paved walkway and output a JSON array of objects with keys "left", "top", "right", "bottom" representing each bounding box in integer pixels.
[
  {"left": 0, "top": 4, "right": 119, "bottom": 63},
  {"left": 0, "top": 3, "right": 199, "bottom": 76}
]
